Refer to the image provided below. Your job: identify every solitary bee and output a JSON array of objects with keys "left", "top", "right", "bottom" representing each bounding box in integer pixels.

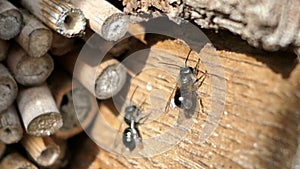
[
  {"left": 116, "top": 87, "right": 149, "bottom": 152},
  {"left": 162, "top": 49, "right": 207, "bottom": 121}
]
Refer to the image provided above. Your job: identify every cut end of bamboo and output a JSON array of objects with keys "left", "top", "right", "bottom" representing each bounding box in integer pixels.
[
  {"left": 21, "top": 136, "right": 60, "bottom": 167},
  {"left": 27, "top": 112, "right": 63, "bottom": 136},
  {"left": 29, "top": 29, "right": 53, "bottom": 57},
  {"left": 95, "top": 59, "right": 127, "bottom": 99},
  {"left": 0, "top": 64, "right": 18, "bottom": 112},
  {"left": 0, "top": 105, "right": 23, "bottom": 144},
  {"left": 102, "top": 13, "right": 129, "bottom": 41},
  {"left": 56, "top": 8, "right": 86, "bottom": 38},
  {"left": 7, "top": 45, "right": 54, "bottom": 86},
  {"left": 0, "top": 0, "right": 23, "bottom": 40},
  {"left": 0, "top": 126, "right": 23, "bottom": 144},
  {"left": 0, "top": 153, "right": 38, "bottom": 169}
]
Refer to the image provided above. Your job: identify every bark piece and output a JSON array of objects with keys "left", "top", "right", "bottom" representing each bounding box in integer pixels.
[{"left": 123, "top": 0, "right": 300, "bottom": 53}]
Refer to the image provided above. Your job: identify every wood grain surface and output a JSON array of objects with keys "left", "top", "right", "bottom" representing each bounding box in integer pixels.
[{"left": 74, "top": 31, "right": 300, "bottom": 169}]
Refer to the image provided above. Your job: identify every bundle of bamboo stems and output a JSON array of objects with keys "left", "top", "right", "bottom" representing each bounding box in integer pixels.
[{"left": 0, "top": 0, "right": 131, "bottom": 168}]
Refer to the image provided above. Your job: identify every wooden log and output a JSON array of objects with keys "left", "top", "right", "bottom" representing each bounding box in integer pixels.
[
  {"left": 0, "top": 40, "right": 9, "bottom": 61},
  {"left": 48, "top": 68, "right": 98, "bottom": 139},
  {"left": 123, "top": 0, "right": 300, "bottom": 54},
  {"left": 0, "top": 152, "right": 38, "bottom": 169},
  {"left": 6, "top": 44, "right": 54, "bottom": 86},
  {"left": 15, "top": 9, "right": 53, "bottom": 57},
  {"left": 17, "top": 84, "right": 63, "bottom": 136},
  {"left": 20, "top": 0, "right": 86, "bottom": 38},
  {"left": 55, "top": 46, "right": 127, "bottom": 100},
  {"left": 49, "top": 32, "right": 75, "bottom": 56},
  {"left": 0, "top": 64, "right": 18, "bottom": 112},
  {"left": 21, "top": 135, "right": 60, "bottom": 167},
  {"left": 0, "top": 0, "right": 23, "bottom": 40},
  {"left": 0, "top": 105, "right": 23, "bottom": 144},
  {"left": 81, "top": 34, "right": 300, "bottom": 168},
  {"left": 69, "top": 0, "right": 129, "bottom": 41}
]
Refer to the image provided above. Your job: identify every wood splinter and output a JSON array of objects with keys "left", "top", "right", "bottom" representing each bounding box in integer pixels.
[
  {"left": 15, "top": 9, "right": 53, "bottom": 57},
  {"left": 70, "top": 0, "right": 129, "bottom": 41},
  {"left": 0, "top": 105, "right": 23, "bottom": 144},
  {"left": 0, "top": 152, "right": 38, "bottom": 169},
  {"left": 0, "top": 63, "right": 18, "bottom": 112},
  {"left": 6, "top": 44, "right": 54, "bottom": 86},
  {"left": 48, "top": 68, "right": 98, "bottom": 139},
  {"left": 0, "top": 0, "right": 23, "bottom": 40},
  {"left": 21, "top": 135, "right": 60, "bottom": 167},
  {"left": 20, "top": 0, "right": 86, "bottom": 38},
  {"left": 17, "top": 84, "right": 63, "bottom": 136}
]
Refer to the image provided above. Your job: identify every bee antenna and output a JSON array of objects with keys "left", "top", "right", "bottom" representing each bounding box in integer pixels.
[
  {"left": 184, "top": 49, "right": 192, "bottom": 67},
  {"left": 130, "top": 86, "right": 139, "bottom": 103}
]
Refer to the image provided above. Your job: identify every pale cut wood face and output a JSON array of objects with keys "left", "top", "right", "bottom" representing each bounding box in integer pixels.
[{"left": 83, "top": 32, "right": 300, "bottom": 168}]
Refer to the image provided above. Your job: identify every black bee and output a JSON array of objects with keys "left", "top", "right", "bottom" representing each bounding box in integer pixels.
[
  {"left": 122, "top": 105, "right": 143, "bottom": 151},
  {"left": 163, "top": 49, "right": 207, "bottom": 120},
  {"left": 118, "top": 87, "right": 149, "bottom": 152}
]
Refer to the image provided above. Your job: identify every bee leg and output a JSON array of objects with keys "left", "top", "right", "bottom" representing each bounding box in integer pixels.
[{"left": 194, "top": 70, "right": 207, "bottom": 88}]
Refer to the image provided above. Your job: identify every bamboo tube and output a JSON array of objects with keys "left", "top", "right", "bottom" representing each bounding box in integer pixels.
[
  {"left": 49, "top": 32, "right": 75, "bottom": 56},
  {"left": 20, "top": 0, "right": 86, "bottom": 38},
  {"left": 17, "top": 84, "right": 63, "bottom": 136},
  {"left": 0, "top": 64, "right": 18, "bottom": 112},
  {"left": 6, "top": 44, "right": 54, "bottom": 86},
  {"left": 15, "top": 9, "right": 53, "bottom": 57},
  {"left": 0, "top": 40, "right": 9, "bottom": 61},
  {"left": 55, "top": 46, "right": 127, "bottom": 100},
  {"left": 0, "top": 142, "right": 5, "bottom": 159},
  {"left": 0, "top": 105, "right": 23, "bottom": 144},
  {"left": 48, "top": 68, "right": 98, "bottom": 139},
  {"left": 0, "top": 0, "right": 23, "bottom": 40},
  {"left": 21, "top": 135, "right": 60, "bottom": 167},
  {"left": 70, "top": 0, "right": 129, "bottom": 41},
  {"left": 48, "top": 138, "right": 69, "bottom": 169},
  {"left": 0, "top": 153, "right": 38, "bottom": 169},
  {"left": 82, "top": 28, "right": 130, "bottom": 57}
]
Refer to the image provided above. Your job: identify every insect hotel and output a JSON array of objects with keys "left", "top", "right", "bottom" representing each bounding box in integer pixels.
[{"left": 0, "top": 0, "right": 299, "bottom": 168}]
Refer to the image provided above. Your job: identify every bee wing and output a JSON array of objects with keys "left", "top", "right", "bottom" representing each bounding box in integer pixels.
[{"left": 176, "top": 92, "right": 199, "bottom": 125}]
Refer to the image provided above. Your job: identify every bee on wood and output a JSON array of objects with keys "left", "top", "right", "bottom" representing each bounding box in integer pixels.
[
  {"left": 162, "top": 49, "right": 207, "bottom": 122},
  {"left": 115, "top": 87, "right": 149, "bottom": 152}
]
